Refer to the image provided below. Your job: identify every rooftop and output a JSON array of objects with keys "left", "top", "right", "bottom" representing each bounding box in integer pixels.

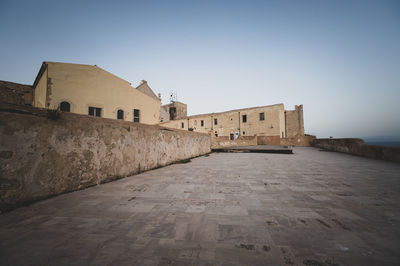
[{"left": 0, "top": 148, "right": 399, "bottom": 265}]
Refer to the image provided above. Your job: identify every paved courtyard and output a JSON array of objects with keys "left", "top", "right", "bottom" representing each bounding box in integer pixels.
[{"left": 1, "top": 147, "right": 400, "bottom": 265}]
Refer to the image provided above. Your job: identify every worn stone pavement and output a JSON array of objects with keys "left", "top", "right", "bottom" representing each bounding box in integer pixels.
[{"left": 1, "top": 147, "right": 400, "bottom": 265}]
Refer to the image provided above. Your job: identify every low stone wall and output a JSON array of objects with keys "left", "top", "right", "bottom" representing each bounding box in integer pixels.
[
  {"left": 280, "top": 135, "right": 316, "bottom": 147},
  {"left": 211, "top": 136, "right": 257, "bottom": 148},
  {"left": 257, "top": 135, "right": 280, "bottom": 145},
  {"left": 312, "top": 138, "right": 400, "bottom": 163},
  {"left": 0, "top": 103, "right": 210, "bottom": 212},
  {"left": 0, "top": 80, "right": 33, "bottom": 105}
]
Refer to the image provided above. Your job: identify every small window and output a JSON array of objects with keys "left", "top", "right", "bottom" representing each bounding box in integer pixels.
[
  {"left": 201, "top": 120, "right": 204, "bottom": 126},
  {"left": 259, "top": 112, "right": 265, "bottom": 121},
  {"left": 230, "top": 133, "right": 234, "bottom": 140},
  {"left": 214, "top": 118, "right": 218, "bottom": 125},
  {"left": 134, "top": 109, "right": 140, "bottom": 123},
  {"left": 89, "top": 106, "right": 102, "bottom": 117},
  {"left": 181, "top": 122, "right": 184, "bottom": 128},
  {"left": 243, "top": 131, "right": 245, "bottom": 135},
  {"left": 242, "top": 114, "right": 247, "bottom": 123},
  {"left": 60, "top": 101, "right": 70, "bottom": 112},
  {"left": 117, "top": 109, "right": 124, "bottom": 120}
]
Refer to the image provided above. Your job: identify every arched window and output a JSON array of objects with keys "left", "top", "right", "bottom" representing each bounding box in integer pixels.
[
  {"left": 117, "top": 109, "right": 124, "bottom": 120},
  {"left": 60, "top": 101, "right": 70, "bottom": 112}
]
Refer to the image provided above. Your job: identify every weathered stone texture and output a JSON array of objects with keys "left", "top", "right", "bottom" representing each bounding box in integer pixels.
[
  {"left": 0, "top": 80, "right": 33, "bottom": 105},
  {"left": 211, "top": 136, "right": 257, "bottom": 148},
  {"left": 0, "top": 103, "right": 210, "bottom": 212},
  {"left": 1, "top": 148, "right": 400, "bottom": 265},
  {"left": 256, "top": 135, "right": 280, "bottom": 145},
  {"left": 285, "top": 104, "right": 304, "bottom": 138},
  {"left": 280, "top": 135, "right": 316, "bottom": 147}
]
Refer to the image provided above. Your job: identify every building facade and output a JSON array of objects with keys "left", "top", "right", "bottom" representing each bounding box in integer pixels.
[
  {"left": 33, "top": 62, "right": 161, "bottom": 124},
  {"left": 159, "top": 103, "right": 305, "bottom": 145}
]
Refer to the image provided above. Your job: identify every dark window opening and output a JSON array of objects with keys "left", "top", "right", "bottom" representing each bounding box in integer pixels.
[
  {"left": 214, "top": 118, "right": 218, "bottom": 125},
  {"left": 242, "top": 114, "right": 247, "bottom": 123},
  {"left": 181, "top": 122, "right": 184, "bottom": 128},
  {"left": 169, "top": 107, "right": 176, "bottom": 120},
  {"left": 117, "top": 109, "right": 124, "bottom": 120},
  {"left": 60, "top": 101, "right": 70, "bottom": 112},
  {"left": 243, "top": 131, "right": 246, "bottom": 135},
  {"left": 259, "top": 112, "right": 265, "bottom": 121},
  {"left": 188, "top": 128, "right": 194, "bottom": 131},
  {"left": 134, "top": 109, "right": 140, "bottom": 122},
  {"left": 230, "top": 133, "right": 234, "bottom": 140},
  {"left": 201, "top": 120, "right": 204, "bottom": 127},
  {"left": 89, "top": 106, "right": 102, "bottom": 117}
]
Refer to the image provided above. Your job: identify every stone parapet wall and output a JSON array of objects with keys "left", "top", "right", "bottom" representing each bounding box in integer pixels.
[
  {"left": 211, "top": 136, "right": 257, "bottom": 149},
  {"left": 280, "top": 135, "right": 316, "bottom": 147},
  {"left": 0, "top": 80, "right": 33, "bottom": 106},
  {"left": 0, "top": 103, "right": 210, "bottom": 212},
  {"left": 312, "top": 138, "right": 400, "bottom": 163},
  {"left": 256, "top": 135, "right": 280, "bottom": 145}
]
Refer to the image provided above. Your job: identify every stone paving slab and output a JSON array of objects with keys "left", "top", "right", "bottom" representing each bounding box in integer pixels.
[{"left": 1, "top": 147, "right": 400, "bottom": 265}]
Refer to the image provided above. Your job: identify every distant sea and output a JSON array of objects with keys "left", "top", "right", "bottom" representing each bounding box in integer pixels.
[
  {"left": 362, "top": 136, "right": 400, "bottom": 147},
  {"left": 364, "top": 141, "right": 400, "bottom": 147}
]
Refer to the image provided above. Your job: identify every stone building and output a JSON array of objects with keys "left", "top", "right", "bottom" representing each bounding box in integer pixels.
[
  {"left": 159, "top": 103, "right": 305, "bottom": 145},
  {"left": 160, "top": 101, "right": 187, "bottom": 122},
  {"left": 1, "top": 61, "right": 307, "bottom": 145},
  {"left": 32, "top": 62, "right": 161, "bottom": 124}
]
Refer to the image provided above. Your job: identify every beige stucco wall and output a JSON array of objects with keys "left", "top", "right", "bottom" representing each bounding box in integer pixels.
[
  {"left": 160, "top": 104, "right": 286, "bottom": 138},
  {"left": 0, "top": 103, "right": 210, "bottom": 212},
  {"left": 33, "top": 62, "right": 160, "bottom": 124},
  {"left": 33, "top": 66, "right": 47, "bottom": 108}
]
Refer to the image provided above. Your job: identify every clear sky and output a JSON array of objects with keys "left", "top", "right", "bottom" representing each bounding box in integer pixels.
[{"left": 1, "top": 0, "right": 399, "bottom": 138}]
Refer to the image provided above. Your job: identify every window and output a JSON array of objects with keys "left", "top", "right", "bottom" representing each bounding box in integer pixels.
[
  {"left": 242, "top": 114, "right": 247, "bottom": 123},
  {"left": 214, "top": 118, "right": 218, "bottom": 125},
  {"left": 169, "top": 107, "right": 176, "bottom": 120},
  {"left": 259, "top": 112, "right": 265, "bottom": 121},
  {"left": 201, "top": 120, "right": 204, "bottom": 127},
  {"left": 243, "top": 131, "right": 246, "bottom": 135},
  {"left": 133, "top": 109, "right": 140, "bottom": 123},
  {"left": 181, "top": 122, "right": 184, "bottom": 128},
  {"left": 60, "top": 101, "right": 70, "bottom": 112},
  {"left": 89, "top": 106, "right": 101, "bottom": 117},
  {"left": 230, "top": 133, "right": 234, "bottom": 140},
  {"left": 215, "top": 131, "right": 218, "bottom": 137},
  {"left": 117, "top": 109, "right": 124, "bottom": 120}
]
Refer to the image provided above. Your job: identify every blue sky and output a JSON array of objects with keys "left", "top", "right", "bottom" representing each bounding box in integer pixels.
[{"left": 1, "top": 0, "right": 399, "bottom": 138}]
